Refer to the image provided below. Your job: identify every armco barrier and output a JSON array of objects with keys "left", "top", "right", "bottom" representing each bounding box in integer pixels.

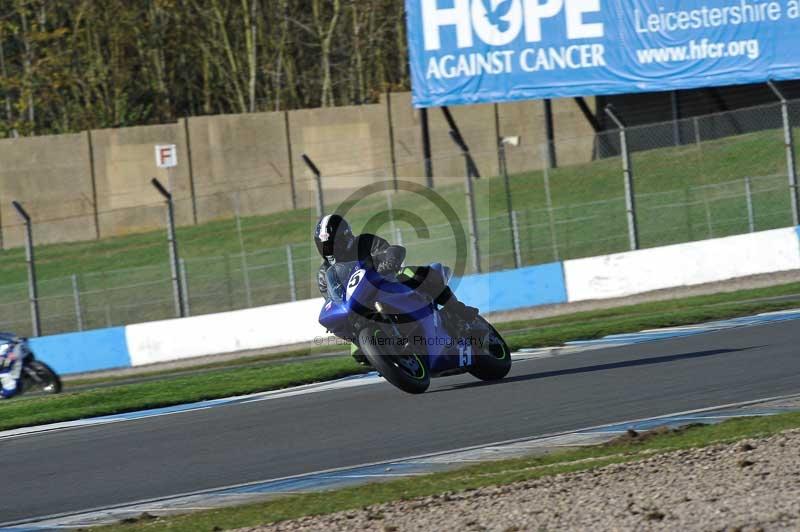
[
  {"left": 29, "top": 327, "right": 130, "bottom": 375},
  {"left": 26, "top": 227, "right": 800, "bottom": 375},
  {"left": 455, "top": 262, "right": 567, "bottom": 313},
  {"left": 563, "top": 227, "right": 800, "bottom": 302}
]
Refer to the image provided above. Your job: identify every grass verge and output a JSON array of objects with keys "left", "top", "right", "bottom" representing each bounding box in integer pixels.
[
  {"left": 96, "top": 410, "right": 800, "bottom": 531},
  {"left": 2, "top": 280, "right": 799, "bottom": 432},
  {"left": 0, "top": 357, "right": 368, "bottom": 432},
  {"left": 64, "top": 344, "right": 347, "bottom": 389}
]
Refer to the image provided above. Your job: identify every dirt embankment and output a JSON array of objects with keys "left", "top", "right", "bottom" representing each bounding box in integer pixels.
[{"left": 238, "top": 429, "right": 800, "bottom": 531}]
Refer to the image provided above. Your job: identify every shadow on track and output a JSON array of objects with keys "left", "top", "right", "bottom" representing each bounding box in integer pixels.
[{"left": 432, "top": 346, "right": 764, "bottom": 393}]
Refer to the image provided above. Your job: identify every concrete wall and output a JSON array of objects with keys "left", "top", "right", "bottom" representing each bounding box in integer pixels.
[
  {"left": 0, "top": 132, "right": 96, "bottom": 247},
  {"left": 289, "top": 102, "right": 395, "bottom": 209},
  {"left": 0, "top": 93, "right": 596, "bottom": 248},
  {"left": 92, "top": 123, "right": 195, "bottom": 236},
  {"left": 189, "top": 113, "right": 294, "bottom": 221}
]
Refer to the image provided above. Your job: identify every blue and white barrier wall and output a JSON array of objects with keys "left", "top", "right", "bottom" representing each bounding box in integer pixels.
[
  {"left": 455, "top": 262, "right": 567, "bottom": 313},
  {"left": 29, "top": 327, "right": 130, "bottom": 375},
  {"left": 125, "top": 297, "right": 328, "bottom": 366},
  {"left": 563, "top": 227, "right": 800, "bottom": 302},
  {"left": 28, "top": 226, "right": 800, "bottom": 375}
]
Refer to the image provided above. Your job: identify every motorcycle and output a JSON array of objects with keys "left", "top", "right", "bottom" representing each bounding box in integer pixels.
[
  {"left": 318, "top": 261, "right": 511, "bottom": 394},
  {"left": 0, "top": 334, "right": 62, "bottom": 396}
]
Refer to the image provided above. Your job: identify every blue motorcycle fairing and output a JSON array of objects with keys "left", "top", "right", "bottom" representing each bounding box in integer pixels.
[
  {"left": 318, "top": 261, "right": 469, "bottom": 376},
  {"left": 318, "top": 301, "right": 352, "bottom": 338}
]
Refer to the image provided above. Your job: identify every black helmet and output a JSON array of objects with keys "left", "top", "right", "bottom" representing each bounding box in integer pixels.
[{"left": 314, "top": 214, "right": 354, "bottom": 261}]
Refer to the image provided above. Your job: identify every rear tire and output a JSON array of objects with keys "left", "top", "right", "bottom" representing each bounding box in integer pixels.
[
  {"left": 469, "top": 316, "right": 512, "bottom": 382},
  {"left": 22, "top": 360, "right": 62, "bottom": 395},
  {"left": 358, "top": 328, "right": 429, "bottom": 394}
]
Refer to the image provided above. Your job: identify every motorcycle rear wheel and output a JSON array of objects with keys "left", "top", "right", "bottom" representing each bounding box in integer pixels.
[
  {"left": 468, "top": 316, "right": 512, "bottom": 382},
  {"left": 22, "top": 360, "right": 62, "bottom": 395},
  {"left": 358, "top": 328, "right": 430, "bottom": 394}
]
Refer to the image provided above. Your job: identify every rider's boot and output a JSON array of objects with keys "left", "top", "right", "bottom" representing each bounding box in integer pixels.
[{"left": 436, "top": 286, "right": 479, "bottom": 331}]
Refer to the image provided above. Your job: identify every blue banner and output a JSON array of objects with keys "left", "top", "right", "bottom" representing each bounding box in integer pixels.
[{"left": 406, "top": 0, "right": 800, "bottom": 107}]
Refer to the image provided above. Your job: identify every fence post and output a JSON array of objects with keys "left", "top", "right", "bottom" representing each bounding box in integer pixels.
[
  {"left": 541, "top": 146, "right": 560, "bottom": 261},
  {"left": 151, "top": 178, "right": 186, "bottom": 318},
  {"left": 420, "top": 108, "right": 434, "bottom": 188},
  {"left": 301, "top": 154, "right": 325, "bottom": 217},
  {"left": 449, "top": 130, "right": 481, "bottom": 273},
  {"left": 233, "top": 193, "right": 253, "bottom": 308},
  {"left": 386, "top": 192, "right": 398, "bottom": 240},
  {"left": 102, "top": 271, "right": 112, "bottom": 327},
  {"left": 12, "top": 201, "right": 40, "bottom": 336},
  {"left": 182, "top": 117, "right": 199, "bottom": 225},
  {"left": 286, "top": 244, "right": 297, "bottom": 302},
  {"left": 683, "top": 187, "right": 694, "bottom": 241},
  {"left": 543, "top": 99, "right": 557, "bottom": 169},
  {"left": 71, "top": 274, "right": 83, "bottom": 332},
  {"left": 693, "top": 116, "right": 701, "bottom": 148},
  {"left": 670, "top": 90, "right": 681, "bottom": 147},
  {"left": 704, "top": 190, "right": 713, "bottom": 238},
  {"left": 224, "top": 253, "right": 235, "bottom": 310},
  {"left": 284, "top": 111, "right": 298, "bottom": 209},
  {"left": 604, "top": 106, "right": 640, "bottom": 250},
  {"left": 443, "top": 107, "right": 481, "bottom": 177},
  {"left": 511, "top": 210, "right": 522, "bottom": 268},
  {"left": 745, "top": 177, "right": 755, "bottom": 233},
  {"left": 386, "top": 90, "right": 399, "bottom": 191},
  {"left": 87, "top": 130, "right": 101, "bottom": 240},
  {"left": 498, "top": 134, "right": 520, "bottom": 268},
  {"left": 179, "top": 258, "right": 191, "bottom": 317},
  {"left": 767, "top": 81, "right": 799, "bottom": 225}
]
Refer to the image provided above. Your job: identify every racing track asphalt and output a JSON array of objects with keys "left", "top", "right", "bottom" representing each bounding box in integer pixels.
[{"left": 2, "top": 318, "right": 799, "bottom": 523}]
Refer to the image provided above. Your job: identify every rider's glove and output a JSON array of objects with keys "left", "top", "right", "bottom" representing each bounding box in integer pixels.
[{"left": 376, "top": 246, "right": 406, "bottom": 275}]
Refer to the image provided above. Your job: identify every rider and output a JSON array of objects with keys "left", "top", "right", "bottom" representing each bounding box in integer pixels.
[
  {"left": 0, "top": 337, "right": 24, "bottom": 399},
  {"left": 314, "top": 214, "right": 479, "bottom": 337}
]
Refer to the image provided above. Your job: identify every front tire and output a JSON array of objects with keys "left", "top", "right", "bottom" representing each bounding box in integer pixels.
[
  {"left": 469, "top": 316, "right": 512, "bottom": 381},
  {"left": 358, "top": 328, "right": 430, "bottom": 394}
]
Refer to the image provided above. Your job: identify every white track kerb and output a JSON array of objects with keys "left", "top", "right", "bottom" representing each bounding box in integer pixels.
[{"left": 27, "top": 226, "right": 800, "bottom": 375}]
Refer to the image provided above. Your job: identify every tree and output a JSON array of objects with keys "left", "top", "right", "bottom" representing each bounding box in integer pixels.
[
  {"left": 0, "top": 0, "right": 413, "bottom": 136},
  {"left": 311, "top": 0, "right": 341, "bottom": 108}
]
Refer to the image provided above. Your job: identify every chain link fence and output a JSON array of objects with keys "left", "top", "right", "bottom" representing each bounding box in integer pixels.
[{"left": 2, "top": 98, "right": 799, "bottom": 337}]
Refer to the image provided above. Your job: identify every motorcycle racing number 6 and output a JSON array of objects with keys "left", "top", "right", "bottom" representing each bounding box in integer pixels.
[{"left": 346, "top": 269, "right": 365, "bottom": 301}]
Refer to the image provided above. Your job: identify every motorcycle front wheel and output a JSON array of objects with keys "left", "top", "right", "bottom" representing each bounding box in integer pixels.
[
  {"left": 358, "top": 328, "right": 430, "bottom": 394},
  {"left": 468, "top": 316, "right": 512, "bottom": 382},
  {"left": 22, "top": 360, "right": 62, "bottom": 395}
]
